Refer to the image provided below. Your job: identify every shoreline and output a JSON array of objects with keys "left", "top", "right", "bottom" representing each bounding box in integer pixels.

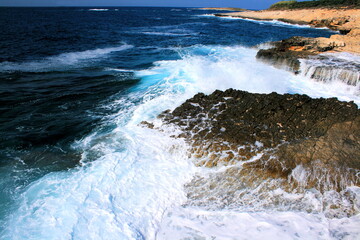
[
  {"left": 215, "top": 8, "right": 360, "bottom": 55},
  {"left": 198, "top": 7, "right": 248, "bottom": 12},
  {"left": 146, "top": 89, "right": 360, "bottom": 219}
]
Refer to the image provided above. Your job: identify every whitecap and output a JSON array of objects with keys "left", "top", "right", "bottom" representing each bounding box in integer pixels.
[
  {"left": 196, "top": 14, "right": 216, "bottom": 18},
  {"left": 201, "top": 14, "right": 337, "bottom": 31},
  {"left": 89, "top": 9, "right": 109, "bottom": 11},
  {"left": 138, "top": 31, "right": 196, "bottom": 37},
  {"left": 105, "top": 68, "right": 134, "bottom": 72},
  {"left": 136, "top": 45, "right": 360, "bottom": 105},
  {"left": 0, "top": 44, "right": 133, "bottom": 72}
]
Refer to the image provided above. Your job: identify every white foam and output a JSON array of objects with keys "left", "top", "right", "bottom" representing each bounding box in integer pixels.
[
  {"left": 0, "top": 44, "right": 133, "bottom": 72},
  {"left": 240, "top": 18, "right": 327, "bottom": 29},
  {"left": 2, "top": 125, "right": 197, "bottom": 239},
  {"left": 322, "top": 52, "right": 360, "bottom": 65},
  {"left": 127, "top": 25, "right": 198, "bottom": 37},
  {"left": 105, "top": 68, "right": 134, "bottom": 72},
  {"left": 138, "top": 31, "right": 195, "bottom": 37},
  {"left": 299, "top": 53, "right": 360, "bottom": 93},
  {"left": 196, "top": 14, "right": 217, "bottom": 18},
  {"left": 2, "top": 44, "right": 360, "bottom": 239},
  {"left": 0, "top": 50, "right": 202, "bottom": 238},
  {"left": 157, "top": 207, "right": 360, "bottom": 240},
  {"left": 136, "top": 45, "right": 360, "bottom": 105},
  {"left": 89, "top": 9, "right": 109, "bottom": 11},
  {"left": 198, "top": 14, "right": 336, "bottom": 31}
]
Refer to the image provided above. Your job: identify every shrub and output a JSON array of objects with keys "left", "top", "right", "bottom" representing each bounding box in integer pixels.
[
  {"left": 269, "top": 0, "right": 360, "bottom": 10},
  {"left": 269, "top": 0, "right": 297, "bottom": 10}
]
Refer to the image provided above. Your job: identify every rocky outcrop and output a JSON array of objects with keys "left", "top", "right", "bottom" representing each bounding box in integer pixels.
[
  {"left": 215, "top": 8, "right": 360, "bottom": 85},
  {"left": 256, "top": 36, "right": 360, "bottom": 86},
  {"left": 216, "top": 8, "right": 360, "bottom": 54},
  {"left": 331, "top": 28, "right": 360, "bottom": 54},
  {"left": 309, "top": 17, "right": 350, "bottom": 32},
  {"left": 145, "top": 89, "right": 360, "bottom": 216},
  {"left": 256, "top": 36, "right": 346, "bottom": 73}
]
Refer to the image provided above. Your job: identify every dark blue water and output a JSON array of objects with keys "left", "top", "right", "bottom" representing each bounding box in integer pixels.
[{"left": 0, "top": 7, "right": 335, "bottom": 237}]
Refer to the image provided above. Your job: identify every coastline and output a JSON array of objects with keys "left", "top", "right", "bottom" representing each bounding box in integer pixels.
[
  {"left": 1, "top": 7, "right": 360, "bottom": 239},
  {"left": 215, "top": 8, "right": 360, "bottom": 54},
  {"left": 147, "top": 89, "right": 360, "bottom": 218},
  {"left": 198, "top": 7, "right": 248, "bottom": 11}
]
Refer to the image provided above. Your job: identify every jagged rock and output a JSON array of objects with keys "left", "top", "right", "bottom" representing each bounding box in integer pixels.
[
  {"left": 256, "top": 36, "right": 348, "bottom": 75},
  {"left": 256, "top": 36, "right": 360, "bottom": 87},
  {"left": 309, "top": 17, "right": 350, "bottom": 31},
  {"left": 145, "top": 89, "right": 360, "bottom": 217},
  {"left": 156, "top": 89, "right": 359, "bottom": 192}
]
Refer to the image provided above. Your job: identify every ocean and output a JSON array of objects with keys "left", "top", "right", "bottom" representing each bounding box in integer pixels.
[{"left": 0, "top": 7, "right": 359, "bottom": 239}]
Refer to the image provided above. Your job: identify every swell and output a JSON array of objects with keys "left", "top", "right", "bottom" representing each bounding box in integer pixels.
[
  {"left": 1, "top": 44, "right": 360, "bottom": 239},
  {"left": 0, "top": 44, "right": 133, "bottom": 73}
]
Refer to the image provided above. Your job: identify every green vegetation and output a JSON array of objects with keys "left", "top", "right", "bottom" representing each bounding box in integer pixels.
[
  {"left": 270, "top": 0, "right": 297, "bottom": 9},
  {"left": 269, "top": 0, "right": 360, "bottom": 9}
]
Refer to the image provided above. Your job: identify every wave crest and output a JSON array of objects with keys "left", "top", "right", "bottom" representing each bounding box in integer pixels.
[{"left": 0, "top": 44, "right": 133, "bottom": 72}]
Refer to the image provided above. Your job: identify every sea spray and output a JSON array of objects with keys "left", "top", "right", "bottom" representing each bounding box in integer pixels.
[
  {"left": 300, "top": 53, "right": 360, "bottom": 87},
  {"left": 138, "top": 45, "right": 360, "bottom": 105},
  {"left": 1, "top": 123, "right": 196, "bottom": 239},
  {"left": 150, "top": 88, "right": 360, "bottom": 239},
  {"left": 1, "top": 44, "right": 360, "bottom": 239},
  {"left": 2, "top": 7, "right": 360, "bottom": 240}
]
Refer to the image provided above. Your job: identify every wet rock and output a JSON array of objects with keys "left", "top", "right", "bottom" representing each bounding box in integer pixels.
[
  {"left": 156, "top": 89, "right": 359, "bottom": 193},
  {"left": 140, "top": 121, "right": 154, "bottom": 129},
  {"left": 255, "top": 36, "right": 360, "bottom": 87},
  {"left": 256, "top": 36, "right": 345, "bottom": 73}
]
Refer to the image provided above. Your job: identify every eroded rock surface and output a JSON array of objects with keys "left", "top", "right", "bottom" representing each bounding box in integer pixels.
[
  {"left": 256, "top": 36, "right": 360, "bottom": 86},
  {"left": 256, "top": 36, "right": 345, "bottom": 73},
  {"left": 145, "top": 89, "right": 360, "bottom": 217}
]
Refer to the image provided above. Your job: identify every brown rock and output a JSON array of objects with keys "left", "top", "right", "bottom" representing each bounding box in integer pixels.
[
  {"left": 217, "top": 8, "right": 360, "bottom": 54},
  {"left": 155, "top": 89, "right": 360, "bottom": 194}
]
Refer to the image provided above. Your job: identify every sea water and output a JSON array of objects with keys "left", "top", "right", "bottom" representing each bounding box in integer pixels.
[{"left": 0, "top": 7, "right": 359, "bottom": 239}]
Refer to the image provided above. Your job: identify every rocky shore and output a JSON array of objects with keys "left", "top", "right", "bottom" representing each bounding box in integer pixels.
[
  {"left": 199, "top": 7, "right": 248, "bottom": 11},
  {"left": 215, "top": 8, "right": 360, "bottom": 54},
  {"left": 141, "top": 5, "right": 360, "bottom": 219},
  {"left": 143, "top": 89, "right": 360, "bottom": 217},
  {"left": 256, "top": 36, "right": 360, "bottom": 86},
  {"left": 213, "top": 8, "right": 360, "bottom": 86}
]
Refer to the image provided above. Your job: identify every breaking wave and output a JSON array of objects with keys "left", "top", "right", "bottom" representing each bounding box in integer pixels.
[
  {"left": 0, "top": 44, "right": 133, "bottom": 72},
  {"left": 89, "top": 9, "right": 109, "bottom": 11},
  {"left": 1, "top": 44, "right": 359, "bottom": 239}
]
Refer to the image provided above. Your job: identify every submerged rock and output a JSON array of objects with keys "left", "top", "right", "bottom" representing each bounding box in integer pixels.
[{"left": 147, "top": 89, "right": 360, "bottom": 217}]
